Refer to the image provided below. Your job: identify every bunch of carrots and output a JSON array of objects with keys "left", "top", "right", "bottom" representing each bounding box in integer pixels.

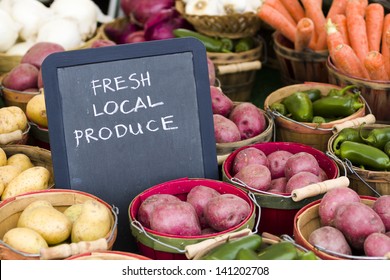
[{"left": 257, "top": 0, "right": 390, "bottom": 82}]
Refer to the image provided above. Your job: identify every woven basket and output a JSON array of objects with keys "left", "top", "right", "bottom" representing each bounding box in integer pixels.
[
  {"left": 293, "top": 196, "right": 380, "bottom": 260},
  {"left": 0, "top": 189, "right": 118, "bottom": 260},
  {"left": 273, "top": 32, "right": 329, "bottom": 85},
  {"left": 264, "top": 83, "right": 367, "bottom": 152},
  {"left": 327, "top": 124, "right": 390, "bottom": 196},
  {"left": 175, "top": 0, "right": 261, "bottom": 39},
  {"left": 208, "top": 38, "right": 263, "bottom": 101},
  {"left": 216, "top": 103, "right": 273, "bottom": 165},
  {"left": 1, "top": 144, "right": 54, "bottom": 189}
]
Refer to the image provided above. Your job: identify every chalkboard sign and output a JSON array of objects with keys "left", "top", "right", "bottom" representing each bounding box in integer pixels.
[{"left": 41, "top": 38, "right": 219, "bottom": 251}]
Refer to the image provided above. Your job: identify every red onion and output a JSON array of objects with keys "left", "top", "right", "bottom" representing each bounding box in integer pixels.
[
  {"left": 144, "top": 8, "right": 191, "bottom": 41},
  {"left": 104, "top": 22, "right": 140, "bottom": 44},
  {"left": 120, "top": 0, "right": 174, "bottom": 26},
  {"left": 124, "top": 30, "right": 146, "bottom": 43}
]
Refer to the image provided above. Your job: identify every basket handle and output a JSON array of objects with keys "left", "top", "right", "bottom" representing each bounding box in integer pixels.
[
  {"left": 291, "top": 176, "right": 350, "bottom": 202},
  {"left": 185, "top": 228, "right": 252, "bottom": 260},
  {"left": 332, "top": 114, "right": 376, "bottom": 133},
  {"left": 39, "top": 238, "right": 108, "bottom": 260},
  {"left": 217, "top": 61, "right": 262, "bottom": 75},
  {"left": 0, "top": 130, "right": 23, "bottom": 145}
]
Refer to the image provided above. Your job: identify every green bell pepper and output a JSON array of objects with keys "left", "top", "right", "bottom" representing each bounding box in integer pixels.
[
  {"left": 282, "top": 91, "right": 313, "bottom": 122},
  {"left": 360, "top": 127, "right": 390, "bottom": 150},
  {"left": 302, "top": 89, "right": 322, "bottom": 102},
  {"left": 201, "top": 234, "right": 262, "bottom": 260},
  {"left": 338, "top": 141, "right": 390, "bottom": 170},
  {"left": 257, "top": 242, "right": 298, "bottom": 260},
  {"left": 312, "top": 94, "right": 363, "bottom": 118}
]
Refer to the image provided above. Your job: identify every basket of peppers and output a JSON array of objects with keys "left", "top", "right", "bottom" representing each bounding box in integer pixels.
[
  {"left": 328, "top": 123, "right": 390, "bottom": 197},
  {"left": 264, "top": 83, "right": 375, "bottom": 152},
  {"left": 184, "top": 229, "right": 318, "bottom": 260}
]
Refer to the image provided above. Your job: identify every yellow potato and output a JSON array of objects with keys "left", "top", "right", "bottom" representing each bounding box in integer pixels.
[
  {"left": 1, "top": 166, "right": 50, "bottom": 200},
  {"left": 0, "top": 181, "right": 4, "bottom": 197},
  {"left": 0, "top": 165, "right": 22, "bottom": 187},
  {"left": 5, "top": 106, "right": 28, "bottom": 131},
  {"left": 7, "top": 153, "right": 34, "bottom": 172},
  {"left": 3, "top": 227, "right": 48, "bottom": 254},
  {"left": 0, "top": 148, "right": 7, "bottom": 166},
  {"left": 0, "top": 108, "right": 19, "bottom": 134},
  {"left": 71, "top": 200, "right": 111, "bottom": 243},
  {"left": 17, "top": 203, "right": 72, "bottom": 245},
  {"left": 26, "top": 94, "right": 48, "bottom": 128},
  {"left": 63, "top": 203, "right": 83, "bottom": 224},
  {"left": 23, "top": 199, "right": 53, "bottom": 212}
]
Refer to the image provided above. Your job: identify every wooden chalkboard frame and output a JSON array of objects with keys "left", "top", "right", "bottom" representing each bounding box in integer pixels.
[{"left": 41, "top": 37, "right": 218, "bottom": 192}]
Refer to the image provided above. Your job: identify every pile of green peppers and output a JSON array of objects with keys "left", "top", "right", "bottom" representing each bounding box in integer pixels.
[
  {"left": 199, "top": 234, "right": 317, "bottom": 260},
  {"left": 270, "top": 85, "right": 363, "bottom": 124},
  {"left": 333, "top": 125, "right": 390, "bottom": 171}
]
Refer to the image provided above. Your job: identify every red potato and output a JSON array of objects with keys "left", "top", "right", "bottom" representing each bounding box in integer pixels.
[
  {"left": 229, "top": 102, "right": 266, "bottom": 140},
  {"left": 201, "top": 227, "right": 218, "bottom": 235},
  {"left": 318, "top": 168, "right": 328, "bottom": 181},
  {"left": 319, "top": 187, "right": 361, "bottom": 226},
  {"left": 91, "top": 39, "right": 117, "bottom": 48},
  {"left": 213, "top": 114, "right": 241, "bottom": 143},
  {"left": 308, "top": 226, "right": 352, "bottom": 255},
  {"left": 21, "top": 42, "right": 65, "bottom": 69},
  {"left": 149, "top": 201, "right": 201, "bottom": 236},
  {"left": 284, "top": 152, "right": 320, "bottom": 180},
  {"left": 210, "top": 86, "right": 234, "bottom": 117},
  {"left": 386, "top": 232, "right": 390, "bottom": 237},
  {"left": 285, "top": 171, "right": 321, "bottom": 194},
  {"left": 232, "top": 147, "right": 269, "bottom": 175},
  {"left": 364, "top": 232, "right": 390, "bottom": 257},
  {"left": 234, "top": 164, "right": 272, "bottom": 191},
  {"left": 334, "top": 202, "right": 385, "bottom": 250},
  {"left": 137, "top": 194, "right": 181, "bottom": 228},
  {"left": 267, "top": 150, "right": 293, "bottom": 179},
  {"left": 186, "top": 185, "right": 221, "bottom": 228},
  {"left": 2, "top": 63, "right": 39, "bottom": 91},
  {"left": 372, "top": 195, "right": 390, "bottom": 231},
  {"left": 204, "top": 194, "right": 250, "bottom": 232},
  {"left": 268, "top": 177, "right": 287, "bottom": 193},
  {"left": 207, "top": 57, "right": 216, "bottom": 86}
]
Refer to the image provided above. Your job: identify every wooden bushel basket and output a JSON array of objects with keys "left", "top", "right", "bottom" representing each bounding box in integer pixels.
[
  {"left": 327, "top": 124, "right": 390, "bottom": 196},
  {"left": 66, "top": 250, "right": 151, "bottom": 260},
  {"left": 0, "top": 189, "right": 118, "bottom": 260}
]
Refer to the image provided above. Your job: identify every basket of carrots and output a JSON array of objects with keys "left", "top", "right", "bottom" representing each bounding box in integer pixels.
[
  {"left": 325, "top": 1, "right": 390, "bottom": 123},
  {"left": 258, "top": 0, "right": 330, "bottom": 85}
]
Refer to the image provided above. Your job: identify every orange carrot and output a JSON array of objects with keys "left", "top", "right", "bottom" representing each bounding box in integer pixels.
[
  {"left": 358, "top": 0, "right": 369, "bottom": 16},
  {"left": 364, "top": 51, "right": 389, "bottom": 81},
  {"left": 325, "top": 19, "right": 345, "bottom": 55},
  {"left": 365, "top": 3, "right": 384, "bottom": 52},
  {"left": 258, "top": 3, "right": 297, "bottom": 43},
  {"left": 332, "top": 14, "right": 350, "bottom": 46},
  {"left": 331, "top": 43, "right": 370, "bottom": 79},
  {"left": 295, "top": 17, "right": 315, "bottom": 51},
  {"left": 301, "top": 0, "right": 327, "bottom": 50},
  {"left": 279, "top": 0, "right": 305, "bottom": 23},
  {"left": 345, "top": 0, "right": 369, "bottom": 63},
  {"left": 326, "top": 0, "right": 348, "bottom": 21},
  {"left": 382, "top": 14, "right": 390, "bottom": 77},
  {"left": 265, "top": 0, "right": 296, "bottom": 25}
]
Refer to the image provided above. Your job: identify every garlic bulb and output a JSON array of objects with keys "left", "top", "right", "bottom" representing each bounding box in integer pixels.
[
  {"left": 0, "top": 9, "right": 20, "bottom": 52},
  {"left": 50, "top": 0, "right": 98, "bottom": 41},
  {"left": 220, "top": 0, "right": 247, "bottom": 14},
  {"left": 185, "top": 0, "right": 224, "bottom": 16},
  {"left": 36, "top": 17, "right": 83, "bottom": 50}
]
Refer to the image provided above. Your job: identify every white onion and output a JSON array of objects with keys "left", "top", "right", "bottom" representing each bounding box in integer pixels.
[
  {"left": 0, "top": 9, "right": 20, "bottom": 52},
  {"left": 5, "top": 41, "right": 35, "bottom": 56},
  {"left": 185, "top": 0, "right": 224, "bottom": 16}
]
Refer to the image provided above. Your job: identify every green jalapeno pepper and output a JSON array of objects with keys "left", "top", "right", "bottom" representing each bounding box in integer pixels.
[
  {"left": 302, "top": 89, "right": 322, "bottom": 102},
  {"left": 338, "top": 141, "right": 390, "bottom": 170},
  {"left": 360, "top": 127, "right": 390, "bottom": 150},
  {"left": 384, "top": 141, "right": 390, "bottom": 157},
  {"left": 312, "top": 116, "right": 326, "bottom": 124},
  {"left": 173, "top": 28, "right": 233, "bottom": 53},
  {"left": 312, "top": 94, "right": 363, "bottom": 118},
  {"left": 282, "top": 91, "right": 313, "bottom": 122},
  {"left": 201, "top": 234, "right": 262, "bottom": 260},
  {"left": 235, "top": 248, "right": 260, "bottom": 260},
  {"left": 234, "top": 37, "right": 254, "bottom": 53},
  {"left": 270, "top": 102, "right": 287, "bottom": 116},
  {"left": 257, "top": 242, "right": 298, "bottom": 260},
  {"left": 327, "top": 85, "right": 359, "bottom": 97},
  {"left": 332, "top": 127, "right": 369, "bottom": 155}
]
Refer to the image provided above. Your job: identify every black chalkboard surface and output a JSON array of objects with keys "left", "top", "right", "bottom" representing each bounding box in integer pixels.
[{"left": 41, "top": 37, "right": 218, "bottom": 251}]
